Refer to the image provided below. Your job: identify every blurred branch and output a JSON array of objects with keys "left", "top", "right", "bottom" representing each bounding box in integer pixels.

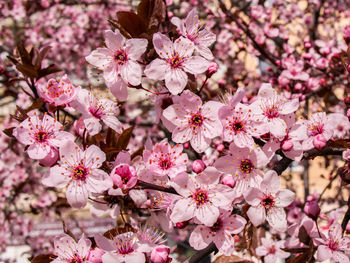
[{"left": 189, "top": 242, "right": 217, "bottom": 263}]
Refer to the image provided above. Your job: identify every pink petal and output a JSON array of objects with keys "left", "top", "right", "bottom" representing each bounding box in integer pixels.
[
  {"left": 185, "top": 8, "right": 199, "bottom": 36},
  {"left": 42, "top": 165, "right": 70, "bottom": 187},
  {"left": 190, "top": 130, "right": 211, "bottom": 153},
  {"left": 66, "top": 181, "right": 89, "bottom": 209},
  {"left": 77, "top": 235, "right": 92, "bottom": 258},
  {"left": 275, "top": 189, "right": 295, "bottom": 207},
  {"left": 266, "top": 207, "right": 287, "bottom": 232},
  {"left": 84, "top": 117, "right": 102, "bottom": 136},
  {"left": 125, "top": 38, "right": 148, "bottom": 60},
  {"left": 94, "top": 234, "right": 117, "bottom": 251},
  {"left": 280, "top": 98, "right": 299, "bottom": 114},
  {"left": 104, "top": 29, "right": 124, "bottom": 51},
  {"left": 197, "top": 45, "right": 214, "bottom": 60},
  {"left": 85, "top": 48, "right": 112, "bottom": 70},
  {"left": 195, "top": 203, "right": 220, "bottom": 226},
  {"left": 316, "top": 245, "right": 332, "bottom": 261},
  {"left": 247, "top": 206, "right": 266, "bottom": 226},
  {"left": 120, "top": 61, "right": 142, "bottom": 86},
  {"left": 260, "top": 170, "right": 280, "bottom": 194},
  {"left": 27, "top": 143, "right": 51, "bottom": 159},
  {"left": 144, "top": 58, "right": 168, "bottom": 81},
  {"left": 269, "top": 118, "right": 287, "bottom": 140},
  {"left": 165, "top": 68, "right": 188, "bottom": 95},
  {"left": 183, "top": 56, "right": 210, "bottom": 74},
  {"left": 170, "top": 198, "right": 196, "bottom": 223},
  {"left": 189, "top": 226, "right": 210, "bottom": 250},
  {"left": 244, "top": 188, "right": 264, "bottom": 206},
  {"left": 109, "top": 78, "right": 128, "bottom": 102},
  {"left": 173, "top": 37, "right": 194, "bottom": 58},
  {"left": 101, "top": 116, "right": 123, "bottom": 134},
  {"left": 152, "top": 33, "right": 174, "bottom": 59},
  {"left": 170, "top": 16, "right": 186, "bottom": 35}
]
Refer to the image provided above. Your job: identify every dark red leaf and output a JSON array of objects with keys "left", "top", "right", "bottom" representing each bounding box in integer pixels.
[
  {"left": 116, "top": 126, "right": 134, "bottom": 151},
  {"left": 16, "top": 64, "right": 39, "bottom": 78},
  {"left": 31, "top": 254, "right": 56, "bottom": 263},
  {"left": 117, "top": 11, "right": 147, "bottom": 37}
]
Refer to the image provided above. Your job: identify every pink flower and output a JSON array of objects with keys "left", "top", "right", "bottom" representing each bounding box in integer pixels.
[
  {"left": 13, "top": 113, "right": 74, "bottom": 160},
  {"left": 171, "top": 8, "right": 216, "bottom": 60},
  {"left": 281, "top": 56, "right": 309, "bottom": 81},
  {"left": 95, "top": 232, "right": 145, "bottom": 263},
  {"left": 162, "top": 90, "right": 223, "bottom": 153},
  {"left": 256, "top": 237, "right": 290, "bottom": 263},
  {"left": 170, "top": 167, "right": 235, "bottom": 226},
  {"left": 189, "top": 210, "right": 246, "bottom": 255},
  {"left": 72, "top": 89, "right": 123, "bottom": 136},
  {"left": 299, "top": 112, "right": 334, "bottom": 151},
  {"left": 52, "top": 234, "right": 91, "bottom": 263},
  {"left": 250, "top": 84, "right": 299, "bottom": 140},
  {"left": 327, "top": 113, "right": 350, "bottom": 139},
  {"left": 87, "top": 248, "right": 105, "bottom": 263},
  {"left": 144, "top": 33, "right": 210, "bottom": 95},
  {"left": 110, "top": 151, "right": 137, "bottom": 192},
  {"left": 219, "top": 102, "right": 267, "bottom": 148},
  {"left": 38, "top": 74, "right": 80, "bottom": 106},
  {"left": 244, "top": 170, "right": 295, "bottom": 232},
  {"left": 143, "top": 139, "right": 188, "bottom": 178},
  {"left": 42, "top": 142, "right": 113, "bottom": 209},
  {"left": 214, "top": 142, "right": 268, "bottom": 196},
  {"left": 86, "top": 29, "right": 148, "bottom": 101},
  {"left": 316, "top": 223, "right": 350, "bottom": 263}
]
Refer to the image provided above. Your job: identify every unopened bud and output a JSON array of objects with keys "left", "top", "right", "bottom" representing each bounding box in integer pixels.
[
  {"left": 281, "top": 139, "right": 293, "bottom": 151},
  {"left": 151, "top": 245, "right": 170, "bottom": 263},
  {"left": 304, "top": 201, "right": 320, "bottom": 220},
  {"left": 222, "top": 174, "right": 236, "bottom": 188},
  {"left": 206, "top": 62, "right": 218, "bottom": 78},
  {"left": 192, "top": 160, "right": 206, "bottom": 173},
  {"left": 313, "top": 134, "right": 327, "bottom": 150}
]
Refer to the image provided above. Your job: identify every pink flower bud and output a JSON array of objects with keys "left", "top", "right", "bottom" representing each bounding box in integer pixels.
[
  {"left": 304, "top": 201, "right": 320, "bottom": 219},
  {"left": 281, "top": 139, "right": 293, "bottom": 151},
  {"left": 192, "top": 160, "right": 206, "bottom": 173},
  {"left": 175, "top": 221, "right": 188, "bottom": 229},
  {"left": 313, "top": 134, "right": 327, "bottom": 150},
  {"left": 183, "top": 142, "right": 189, "bottom": 149},
  {"left": 304, "top": 42, "right": 312, "bottom": 48},
  {"left": 87, "top": 248, "right": 105, "bottom": 263},
  {"left": 206, "top": 62, "right": 218, "bottom": 78},
  {"left": 216, "top": 144, "right": 224, "bottom": 152},
  {"left": 222, "top": 174, "right": 236, "bottom": 188},
  {"left": 151, "top": 245, "right": 170, "bottom": 263},
  {"left": 347, "top": 109, "right": 350, "bottom": 119},
  {"left": 347, "top": 64, "right": 350, "bottom": 73}
]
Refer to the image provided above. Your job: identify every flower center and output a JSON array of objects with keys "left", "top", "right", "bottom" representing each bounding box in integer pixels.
[
  {"left": 159, "top": 157, "right": 172, "bottom": 170},
  {"left": 35, "top": 130, "right": 50, "bottom": 142},
  {"left": 192, "top": 189, "right": 209, "bottom": 206},
  {"left": 114, "top": 50, "right": 128, "bottom": 65},
  {"left": 116, "top": 232, "right": 135, "bottom": 255},
  {"left": 327, "top": 240, "right": 339, "bottom": 251},
  {"left": 261, "top": 195, "right": 275, "bottom": 210},
  {"left": 89, "top": 106, "right": 103, "bottom": 119},
  {"left": 189, "top": 112, "right": 204, "bottom": 128},
  {"left": 168, "top": 53, "right": 184, "bottom": 68},
  {"left": 210, "top": 219, "right": 222, "bottom": 232},
  {"left": 310, "top": 124, "right": 324, "bottom": 136},
  {"left": 232, "top": 120, "right": 245, "bottom": 133},
  {"left": 268, "top": 246, "right": 276, "bottom": 254},
  {"left": 69, "top": 255, "right": 84, "bottom": 263},
  {"left": 240, "top": 159, "right": 254, "bottom": 174},
  {"left": 72, "top": 165, "right": 89, "bottom": 181},
  {"left": 264, "top": 107, "right": 279, "bottom": 119}
]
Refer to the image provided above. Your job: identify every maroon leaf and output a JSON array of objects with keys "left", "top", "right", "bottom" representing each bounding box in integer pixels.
[
  {"left": 38, "top": 64, "right": 62, "bottom": 79},
  {"left": 117, "top": 11, "right": 147, "bottom": 37},
  {"left": 16, "top": 64, "right": 38, "bottom": 78},
  {"left": 116, "top": 126, "right": 134, "bottom": 151},
  {"left": 31, "top": 254, "right": 56, "bottom": 263},
  {"left": 34, "top": 46, "right": 51, "bottom": 70},
  {"left": 16, "top": 41, "right": 32, "bottom": 65},
  {"left": 2, "top": 127, "right": 15, "bottom": 138}
]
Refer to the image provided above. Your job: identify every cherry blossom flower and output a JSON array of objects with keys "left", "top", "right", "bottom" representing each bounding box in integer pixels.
[
  {"left": 143, "top": 139, "right": 188, "bottom": 178},
  {"left": 52, "top": 234, "right": 91, "bottom": 263},
  {"left": 72, "top": 89, "right": 123, "bottom": 136},
  {"left": 42, "top": 142, "right": 113, "bottom": 209},
  {"left": 13, "top": 113, "right": 74, "bottom": 160},
  {"left": 86, "top": 29, "right": 148, "bottom": 101},
  {"left": 95, "top": 232, "right": 145, "bottom": 263},
  {"left": 244, "top": 170, "right": 295, "bottom": 232},
  {"left": 327, "top": 113, "right": 350, "bottom": 139},
  {"left": 162, "top": 90, "right": 223, "bottom": 153},
  {"left": 189, "top": 210, "right": 246, "bottom": 255},
  {"left": 256, "top": 237, "right": 290, "bottom": 263},
  {"left": 281, "top": 56, "right": 309, "bottom": 81},
  {"left": 170, "top": 167, "right": 235, "bottom": 226},
  {"left": 250, "top": 84, "right": 299, "bottom": 140},
  {"left": 214, "top": 142, "right": 268, "bottom": 196},
  {"left": 315, "top": 223, "right": 350, "bottom": 263},
  {"left": 38, "top": 74, "right": 80, "bottom": 106},
  {"left": 109, "top": 151, "right": 137, "bottom": 193},
  {"left": 171, "top": 8, "right": 216, "bottom": 60},
  {"left": 298, "top": 112, "right": 334, "bottom": 151},
  {"left": 144, "top": 33, "right": 210, "bottom": 95},
  {"left": 219, "top": 102, "right": 267, "bottom": 148}
]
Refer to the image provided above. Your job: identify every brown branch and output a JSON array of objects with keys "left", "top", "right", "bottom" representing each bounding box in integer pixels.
[
  {"left": 341, "top": 196, "right": 350, "bottom": 233},
  {"left": 189, "top": 242, "right": 217, "bottom": 263},
  {"left": 138, "top": 180, "right": 178, "bottom": 195}
]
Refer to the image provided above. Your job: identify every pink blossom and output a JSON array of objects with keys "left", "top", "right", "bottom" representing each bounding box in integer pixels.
[
  {"left": 192, "top": 159, "right": 206, "bottom": 173},
  {"left": 86, "top": 29, "right": 148, "bottom": 101},
  {"left": 38, "top": 74, "right": 80, "bottom": 106},
  {"left": 189, "top": 210, "right": 246, "bottom": 255},
  {"left": 250, "top": 84, "right": 299, "bottom": 140},
  {"left": 316, "top": 223, "right": 350, "bottom": 263},
  {"left": 219, "top": 102, "right": 267, "bottom": 148},
  {"left": 42, "top": 142, "right": 113, "bottom": 209},
  {"left": 327, "top": 113, "right": 350, "bottom": 138},
  {"left": 52, "top": 234, "right": 91, "bottom": 263},
  {"left": 87, "top": 248, "right": 105, "bottom": 263},
  {"left": 281, "top": 56, "right": 309, "bottom": 81},
  {"left": 110, "top": 151, "right": 137, "bottom": 192},
  {"left": 95, "top": 232, "right": 145, "bottom": 263},
  {"left": 171, "top": 8, "right": 216, "bottom": 60},
  {"left": 143, "top": 139, "right": 188, "bottom": 178},
  {"left": 162, "top": 90, "right": 223, "bottom": 153},
  {"left": 13, "top": 113, "right": 74, "bottom": 160},
  {"left": 214, "top": 142, "right": 269, "bottom": 195},
  {"left": 299, "top": 112, "right": 334, "bottom": 151},
  {"left": 72, "top": 89, "right": 123, "bottom": 136},
  {"left": 256, "top": 237, "right": 290, "bottom": 263},
  {"left": 170, "top": 167, "right": 235, "bottom": 226},
  {"left": 150, "top": 245, "right": 170, "bottom": 263},
  {"left": 144, "top": 33, "right": 210, "bottom": 95},
  {"left": 244, "top": 170, "right": 295, "bottom": 232}
]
